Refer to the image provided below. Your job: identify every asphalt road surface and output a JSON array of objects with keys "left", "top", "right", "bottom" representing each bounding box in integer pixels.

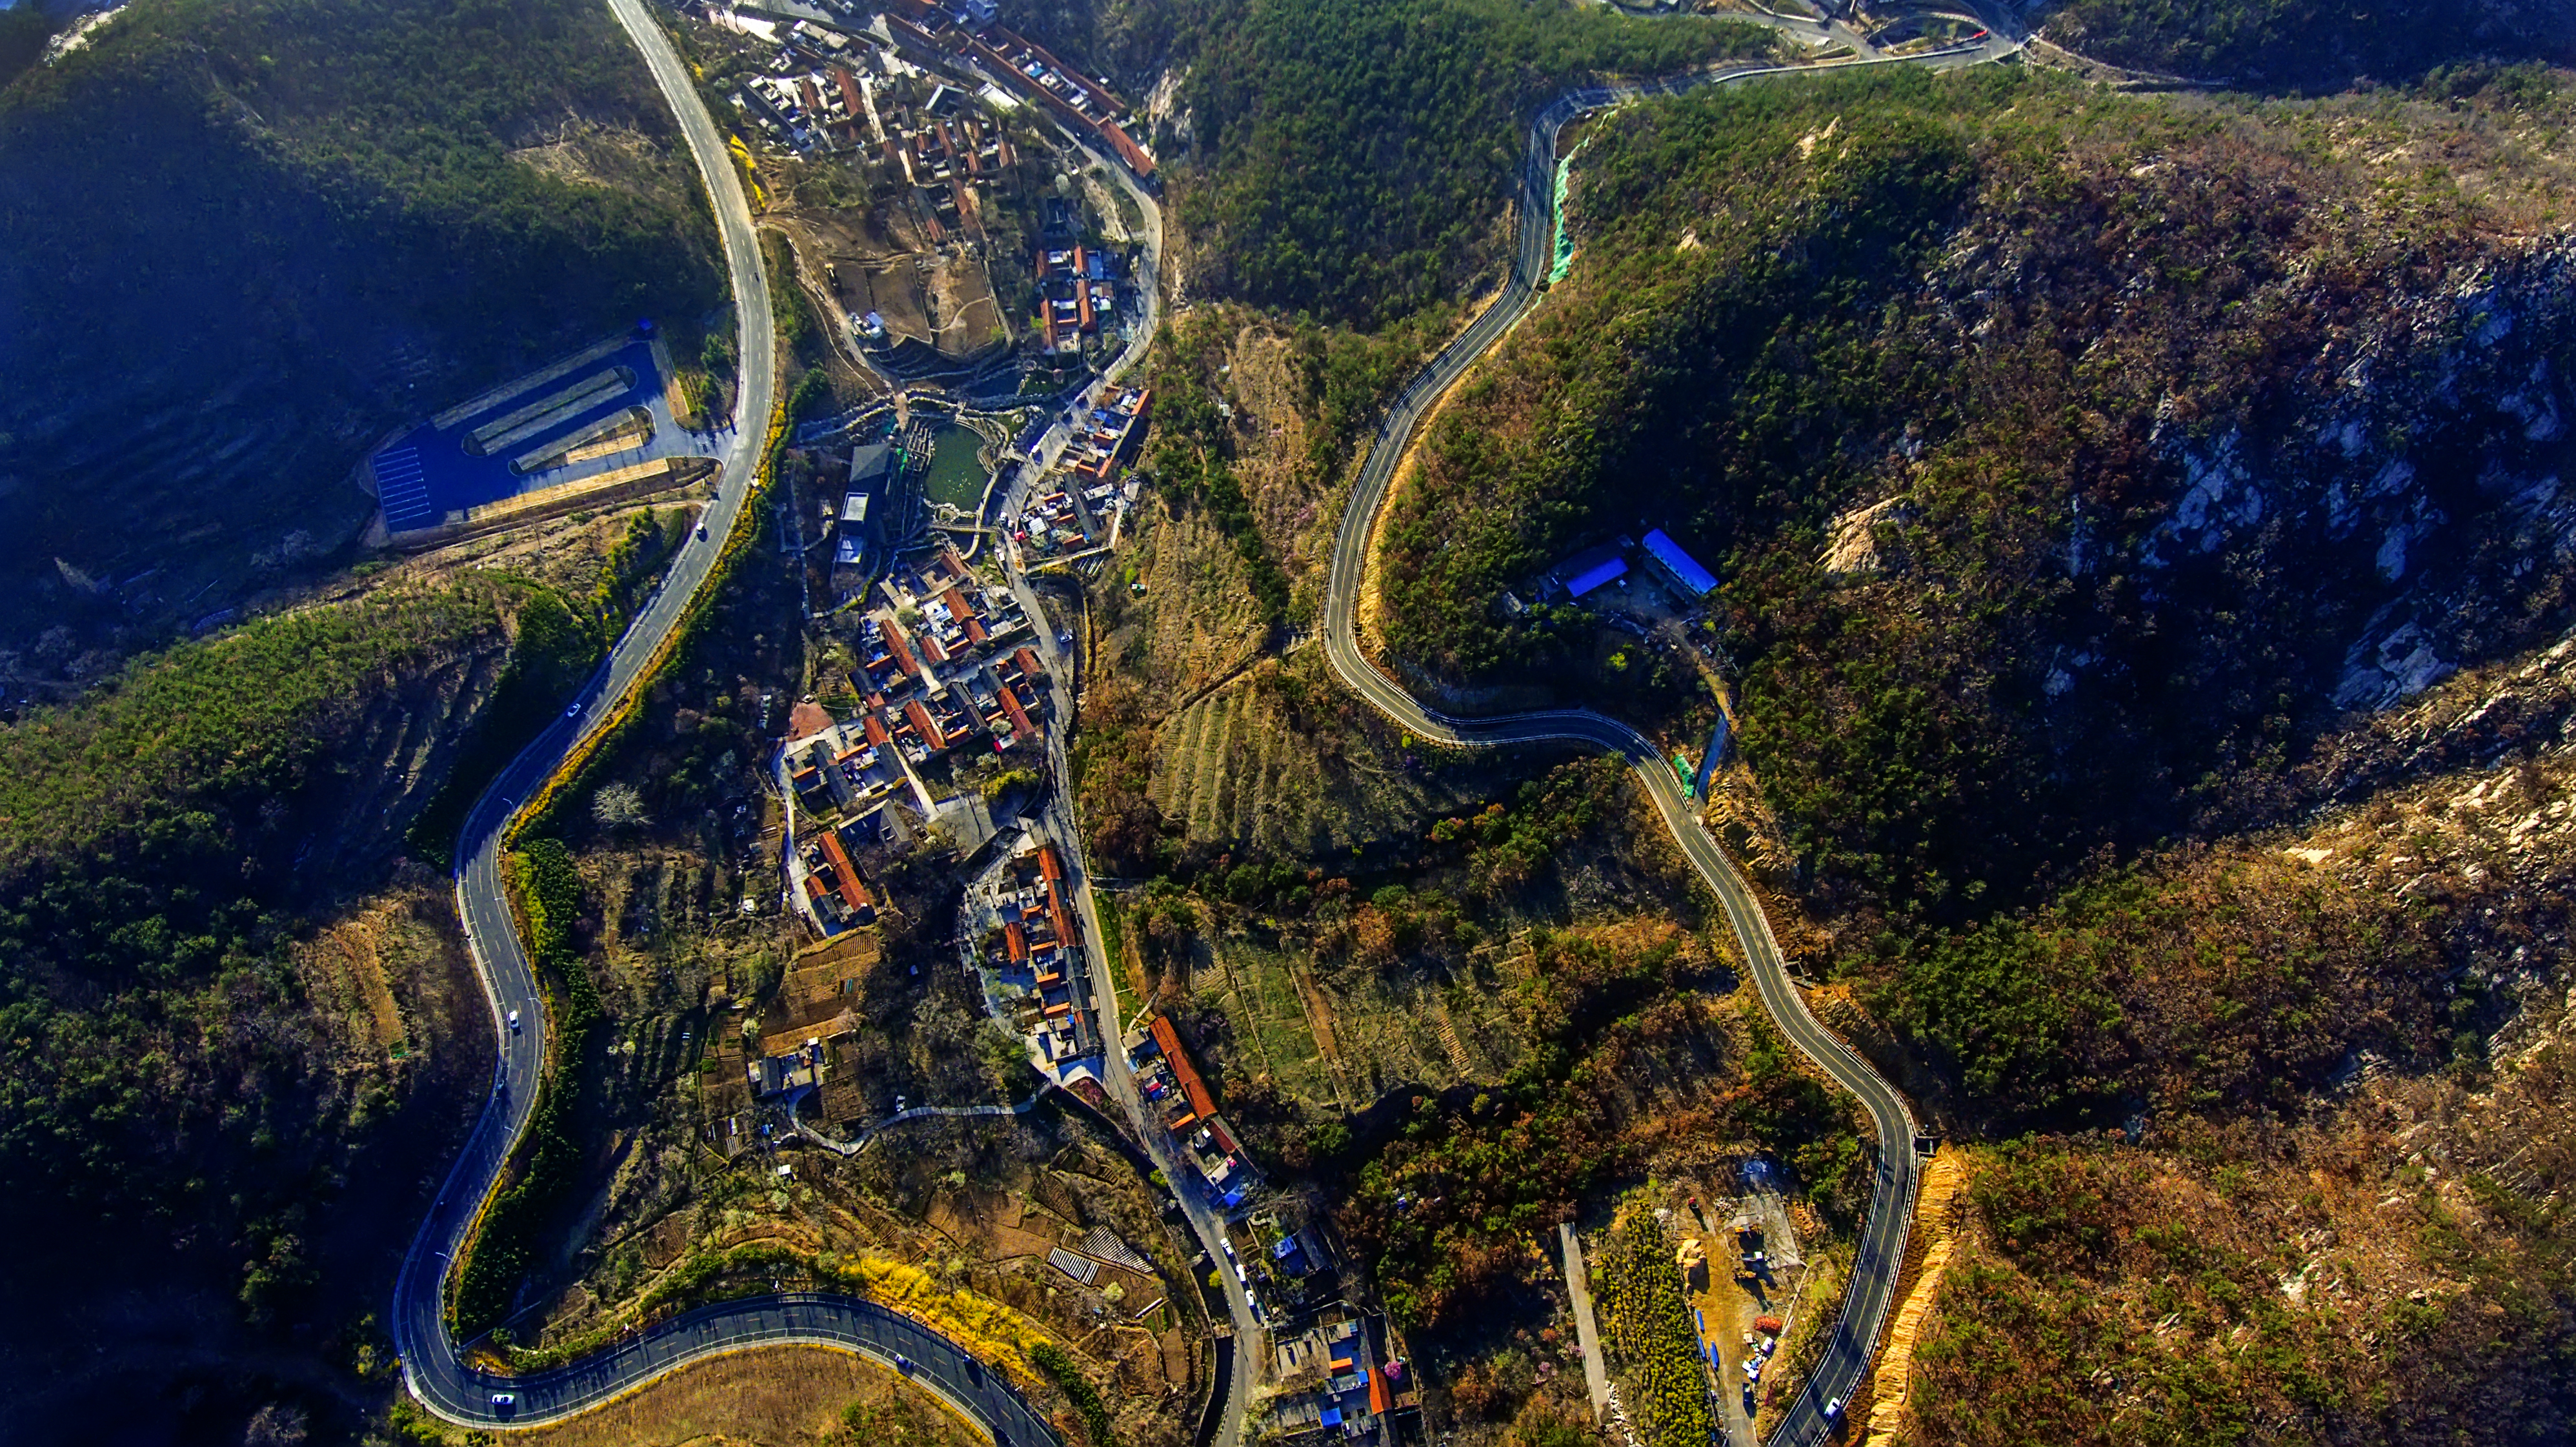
[
  {"left": 1318, "top": 43, "right": 2011, "bottom": 1447},
  {"left": 387, "top": 1, "right": 1063, "bottom": 1437},
  {"left": 390, "top": 7, "right": 2009, "bottom": 1440},
  {"left": 392, "top": 5, "right": 1179, "bottom": 1438}
]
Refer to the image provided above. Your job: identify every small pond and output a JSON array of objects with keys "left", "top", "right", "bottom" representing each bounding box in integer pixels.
[{"left": 921, "top": 423, "right": 991, "bottom": 511}]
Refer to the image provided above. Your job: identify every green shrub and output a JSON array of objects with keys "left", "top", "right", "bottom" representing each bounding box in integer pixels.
[
  {"left": 1029, "top": 1340, "right": 1114, "bottom": 1446},
  {"left": 449, "top": 837, "right": 598, "bottom": 1335}
]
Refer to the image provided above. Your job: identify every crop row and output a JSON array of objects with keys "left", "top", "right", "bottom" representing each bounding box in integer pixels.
[{"left": 1598, "top": 1214, "right": 1718, "bottom": 1447}]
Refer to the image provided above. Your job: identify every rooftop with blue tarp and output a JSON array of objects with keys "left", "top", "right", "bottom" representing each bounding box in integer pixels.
[
  {"left": 1642, "top": 527, "right": 1719, "bottom": 596},
  {"left": 1565, "top": 556, "right": 1627, "bottom": 598}
]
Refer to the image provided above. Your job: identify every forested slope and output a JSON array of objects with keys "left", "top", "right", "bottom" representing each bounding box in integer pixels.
[
  {"left": 0, "top": 0, "right": 721, "bottom": 662},
  {"left": 2040, "top": 0, "right": 2576, "bottom": 88},
  {"left": 1356, "top": 60, "right": 2576, "bottom": 1442},
  {"left": 1380, "top": 65, "right": 2576, "bottom": 936},
  {"left": 0, "top": 574, "right": 598, "bottom": 1434},
  {"left": 1011, "top": 0, "right": 1774, "bottom": 328},
  {"left": 1173, "top": 0, "right": 1775, "bottom": 326}
]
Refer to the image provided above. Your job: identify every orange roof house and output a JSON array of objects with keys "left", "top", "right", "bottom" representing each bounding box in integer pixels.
[
  {"left": 882, "top": 623, "right": 921, "bottom": 676},
  {"left": 1149, "top": 1017, "right": 1217, "bottom": 1120},
  {"left": 904, "top": 698, "right": 949, "bottom": 751},
  {"left": 818, "top": 827, "right": 872, "bottom": 918},
  {"left": 999, "top": 687, "right": 1036, "bottom": 740}
]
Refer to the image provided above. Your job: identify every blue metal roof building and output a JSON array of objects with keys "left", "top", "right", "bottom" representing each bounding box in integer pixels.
[
  {"left": 1565, "top": 556, "right": 1628, "bottom": 598},
  {"left": 1642, "top": 529, "right": 1719, "bottom": 596}
]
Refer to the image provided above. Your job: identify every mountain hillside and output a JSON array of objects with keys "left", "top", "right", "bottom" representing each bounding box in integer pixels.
[
  {"left": 2041, "top": 0, "right": 2576, "bottom": 88},
  {"left": 1342, "top": 59, "right": 2576, "bottom": 1442},
  {"left": 1377, "top": 65, "right": 2576, "bottom": 937},
  {"left": 1892, "top": 628, "right": 2576, "bottom": 1444},
  {"left": 0, "top": 0, "right": 721, "bottom": 665},
  {"left": 0, "top": 572, "right": 592, "bottom": 1435}
]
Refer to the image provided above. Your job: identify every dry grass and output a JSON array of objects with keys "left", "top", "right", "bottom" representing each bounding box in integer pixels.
[
  {"left": 508, "top": 1346, "right": 981, "bottom": 1447},
  {"left": 1143, "top": 658, "right": 1508, "bottom": 857}
]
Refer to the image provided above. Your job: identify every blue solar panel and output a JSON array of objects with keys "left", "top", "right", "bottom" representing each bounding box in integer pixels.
[{"left": 367, "top": 336, "right": 691, "bottom": 536}]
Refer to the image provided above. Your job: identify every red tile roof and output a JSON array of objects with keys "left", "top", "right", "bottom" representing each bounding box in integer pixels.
[
  {"left": 787, "top": 700, "right": 834, "bottom": 742},
  {"left": 882, "top": 623, "right": 921, "bottom": 676},
  {"left": 999, "top": 686, "right": 1036, "bottom": 740},
  {"left": 818, "top": 827, "right": 872, "bottom": 918},
  {"left": 1150, "top": 1017, "right": 1217, "bottom": 1121},
  {"left": 904, "top": 698, "right": 948, "bottom": 751}
]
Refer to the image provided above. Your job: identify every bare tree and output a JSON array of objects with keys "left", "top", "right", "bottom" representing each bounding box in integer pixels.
[{"left": 592, "top": 782, "right": 650, "bottom": 831}]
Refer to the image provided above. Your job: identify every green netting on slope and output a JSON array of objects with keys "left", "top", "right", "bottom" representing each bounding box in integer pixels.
[{"left": 1549, "top": 148, "right": 1578, "bottom": 284}]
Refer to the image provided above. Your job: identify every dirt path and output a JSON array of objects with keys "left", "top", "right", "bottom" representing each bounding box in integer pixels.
[{"left": 1559, "top": 1223, "right": 1614, "bottom": 1422}]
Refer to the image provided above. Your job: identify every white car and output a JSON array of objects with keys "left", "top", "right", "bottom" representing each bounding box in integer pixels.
[
  {"left": 490, "top": 1393, "right": 515, "bottom": 1408},
  {"left": 1825, "top": 1397, "right": 1844, "bottom": 1419},
  {"left": 507, "top": 1010, "right": 521, "bottom": 1033}
]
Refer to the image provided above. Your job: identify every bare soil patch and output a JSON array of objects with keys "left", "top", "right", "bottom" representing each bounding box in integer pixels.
[{"left": 508, "top": 1346, "right": 979, "bottom": 1447}]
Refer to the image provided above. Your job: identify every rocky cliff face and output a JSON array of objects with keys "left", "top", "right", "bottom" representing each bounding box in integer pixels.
[{"left": 2108, "top": 234, "right": 2576, "bottom": 713}]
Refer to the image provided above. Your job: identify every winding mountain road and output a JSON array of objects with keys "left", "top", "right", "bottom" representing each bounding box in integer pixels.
[
  {"left": 389, "top": 0, "right": 1069, "bottom": 1437},
  {"left": 389, "top": 4, "right": 2009, "bottom": 1440},
  {"left": 1318, "top": 42, "right": 2008, "bottom": 1447},
  {"left": 392, "top": 3, "right": 1189, "bottom": 1440}
]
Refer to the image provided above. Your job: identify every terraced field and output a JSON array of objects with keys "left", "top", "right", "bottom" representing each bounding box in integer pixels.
[
  {"left": 1145, "top": 665, "right": 1504, "bottom": 856},
  {"left": 1103, "top": 498, "right": 1271, "bottom": 701},
  {"left": 1189, "top": 933, "right": 1536, "bottom": 1114}
]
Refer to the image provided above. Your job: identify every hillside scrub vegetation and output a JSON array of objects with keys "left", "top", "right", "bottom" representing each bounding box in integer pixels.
[
  {"left": 1875, "top": 621, "right": 2576, "bottom": 1441},
  {"left": 1911, "top": 1093, "right": 2576, "bottom": 1445},
  {"left": 1374, "top": 65, "right": 2576, "bottom": 946},
  {"left": 0, "top": 574, "right": 589, "bottom": 1421},
  {"left": 1885, "top": 847, "right": 2464, "bottom": 1123},
  {"left": 1171, "top": 0, "right": 1778, "bottom": 327},
  {"left": 0, "top": 0, "right": 723, "bottom": 656},
  {"left": 2040, "top": 0, "right": 2576, "bottom": 89}
]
